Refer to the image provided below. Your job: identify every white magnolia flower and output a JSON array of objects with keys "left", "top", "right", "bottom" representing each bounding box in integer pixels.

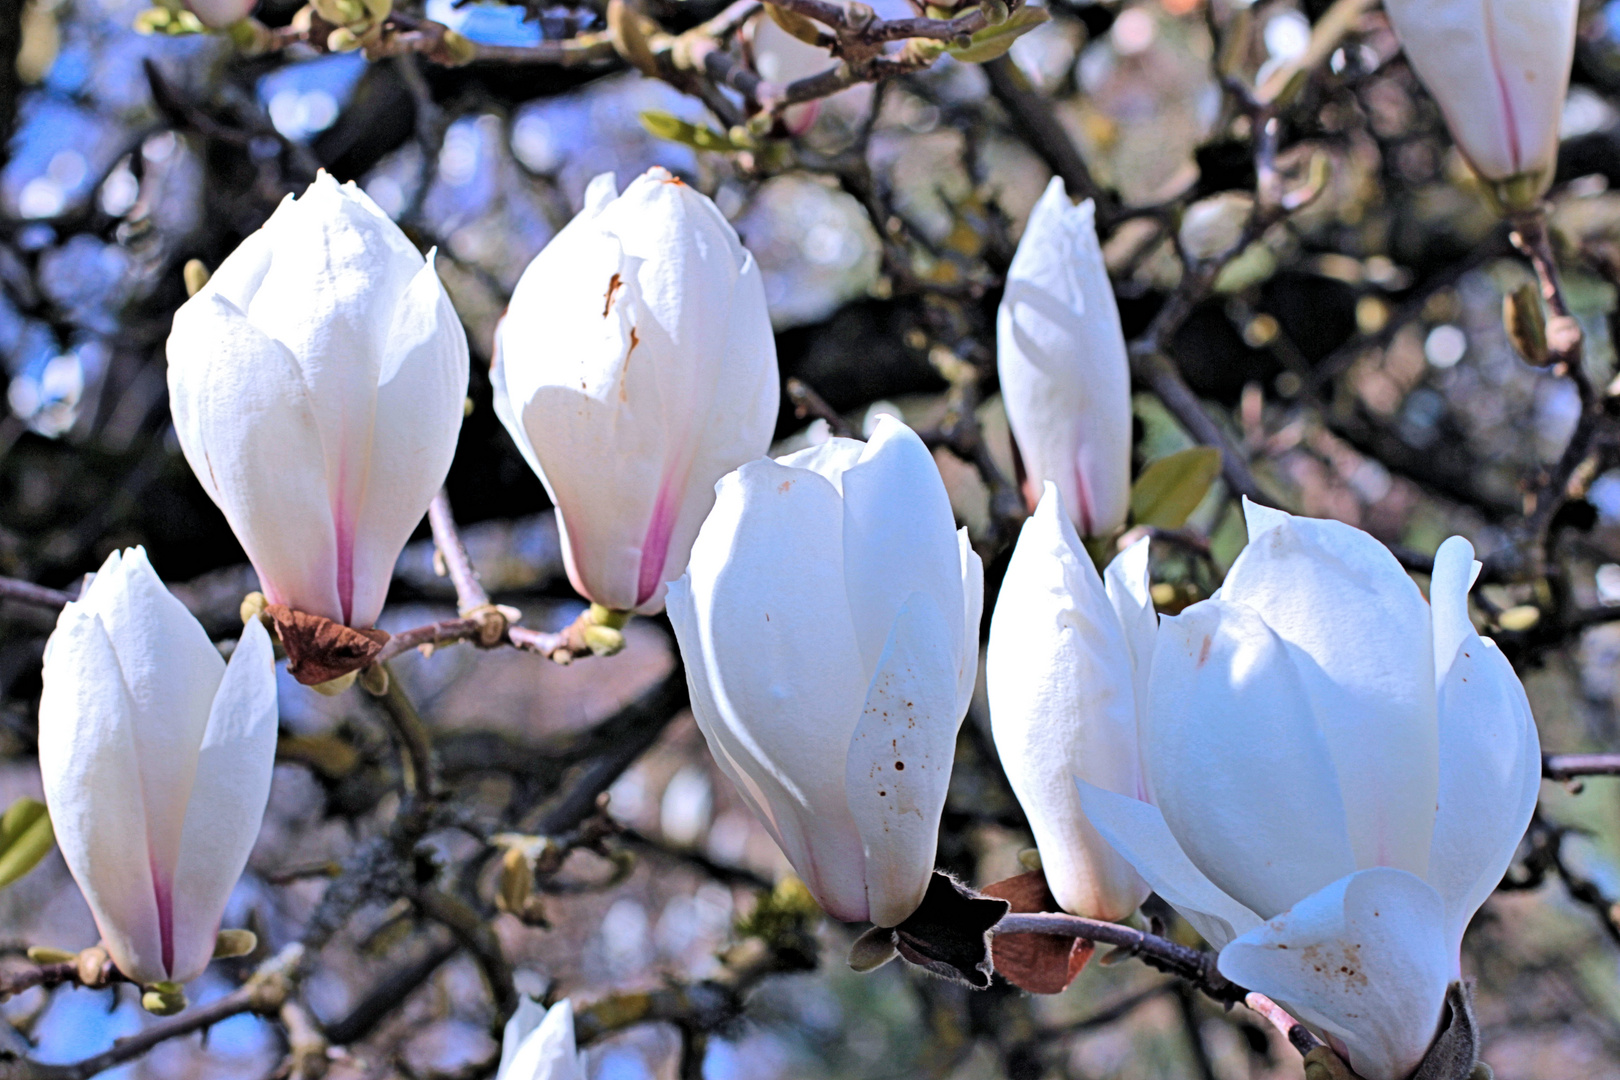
[
  {"left": 498, "top": 998, "right": 584, "bottom": 1080},
  {"left": 38, "top": 548, "right": 278, "bottom": 985},
  {"left": 668, "top": 417, "right": 983, "bottom": 927},
  {"left": 168, "top": 171, "right": 469, "bottom": 630},
  {"left": 1384, "top": 0, "right": 1578, "bottom": 194},
  {"left": 494, "top": 167, "right": 779, "bottom": 615},
  {"left": 988, "top": 483, "right": 1153, "bottom": 922},
  {"left": 997, "top": 177, "right": 1132, "bottom": 538},
  {"left": 1081, "top": 503, "right": 1541, "bottom": 1080}
]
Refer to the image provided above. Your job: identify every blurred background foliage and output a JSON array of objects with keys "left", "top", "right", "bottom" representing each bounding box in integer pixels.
[{"left": 8, "top": 0, "right": 1620, "bottom": 1077}]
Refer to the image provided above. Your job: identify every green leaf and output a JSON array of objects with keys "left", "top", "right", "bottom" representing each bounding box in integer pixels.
[
  {"left": 1131, "top": 446, "right": 1222, "bottom": 530},
  {"left": 639, "top": 111, "right": 749, "bottom": 154},
  {"left": 946, "top": 5, "right": 1049, "bottom": 64},
  {"left": 0, "top": 798, "right": 54, "bottom": 889}
]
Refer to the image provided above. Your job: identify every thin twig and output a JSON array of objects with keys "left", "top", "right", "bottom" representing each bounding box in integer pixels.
[
  {"left": 0, "top": 576, "right": 76, "bottom": 611},
  {"left": 427, "top": 489, "right": 490, "bottom": 615},
  {"left": 785, "top": 377, "right": 858, "bottom": 438},
  {"left": 1543, "top": 752, "right": 1620, "bottom": 781},
  {"left": 991, "top": 912, "right": 1242, "bottom": 1004},
  {"left": 1244, "top": 991, "right": 1326, "bottom": 1056}
]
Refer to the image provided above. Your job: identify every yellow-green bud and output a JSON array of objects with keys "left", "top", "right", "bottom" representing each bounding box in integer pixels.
[{"left": 213, "top": 929, "right": 258, "bottom": 959}]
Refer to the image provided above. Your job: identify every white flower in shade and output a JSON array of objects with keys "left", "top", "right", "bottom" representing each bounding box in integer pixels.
[
  {"left": 668, "top": 417, "right": 983, "bottom": 928},
  {"left": 1080, "top": 503, "right": 1541, "bottom": 1080},
  {"left": 498, "top": 998, "right": 584, "bottom": 1080},
  {"left": 38, "top": 548, "right": 278, "bottom": 986},
  {"left": 493, "top": 167, "right": 779, "bottom": 615},
  {"left": 988, "top": 483, "right": 1153, "bottom": 922},
  {"left": 1383, "top": 0, "right": 1577, "bottom": 195},
  {"left": 167, "top": 171, "right": 469, "bottom": 630},
  {"left": 998, "top": 176, "right": 1132, "bottom": 538}
]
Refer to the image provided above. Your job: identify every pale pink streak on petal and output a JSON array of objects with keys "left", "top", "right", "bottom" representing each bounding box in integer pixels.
[
  {"left": 334, "top": 454, "right": 355, "bottom": 625},
  {"left": 636, "top": 473, "right": 686, "bottom": 607},
  {"left": 151, "top": 859, "right": 174, "bottom": 978}
]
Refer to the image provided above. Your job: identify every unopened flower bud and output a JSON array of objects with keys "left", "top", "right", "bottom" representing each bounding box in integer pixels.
[
  {"left": 668, "top": 419, "right": 982, "bottom": 928},
  {"left": 358, "top": 663, "right": 390, "bottom": 696},
  {"left": 25, "top": 946, "right": 76, "bottom": 965},
  {"left": 213, "top": 929, "right": 258, "bottom": 958},
  {"left": 498, "top": 998, "right": 584, "bottom": 1080},
  {"left": 183, "top": 259, "right": 211, "bottom": 297},
  {"left": 493, "top": 169, "right": 778, "bottom": 615},
  {"left": 989, "top": 488, "right": 1153, "bottom": 922},
  {"left": 168, "top": 173, "right": 468, "bottom": 635},
  {"left": 999, "top": 179, "right": 1131, "bottom": 537},
  {"left": 142, "top": 981, "right": 188, "bottom": 1015},
  {"left": 1384, "top": 0, "right": 1577, "bottom": 202},
  {"left": 40, "top": 549, "right": 278, "bottom": 988},
  {"left": 310, "top": 670, "right": 359, "bottom": 697}
]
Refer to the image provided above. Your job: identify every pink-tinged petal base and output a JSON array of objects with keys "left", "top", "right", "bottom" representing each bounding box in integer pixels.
[
  {"left": 334, "top": 477, "right": 355, "bottom": 626},
  {"left": 151, "top": 862, "right": 174, "bottom": 978},
  {"left": 635, "top": 475, "right": 684, "bottom": 608}
]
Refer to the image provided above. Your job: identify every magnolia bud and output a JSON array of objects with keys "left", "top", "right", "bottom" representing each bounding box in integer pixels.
[
  {"left": 998, "top": 178, "right": 1131, "bottom": 537},
  {"left": 493, "top": 168, "right": 778, "bottom": 615},
  {"left": 1383, "top": 0, "right": 1577, "bottom": 203},
  {"left": 988, "top": 486, "right": 1154, "bottom": 923},
  {"left": 39, "top": 549, "right": 278, "bottom": 988},
  {"left": 668, "top": 419, "right": 983, "bottom": 928},
  {"left": 498, "top": 998, "right": 584, "bottom": 1080},
  {"left": 168, "top": 172, "right": 468, "bottom": 633},
  {"left": 142, "top": 982, "right": 188, "bottom": 1015},
  {"left": 39, "top": 550, "right": 278, "bottom": 988}
]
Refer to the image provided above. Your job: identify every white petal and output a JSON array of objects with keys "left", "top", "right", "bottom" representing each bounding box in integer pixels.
[
  {"left": 776, "top": 436, "right": 867, "bottom": 489},
  {"left": 581, "top": 171, "right": 619, "bottom": 216},
  {"left": 1383, "top": 0, "right": 1576, "bottom": 181},
  {"left": 1221, "top": 508, "right": 1438, "bottom": 880},
  {"left": 80, "top": 550, "right": 222, "bottom": 946},
  {"left": 1103, "top": 534, "right": 1157, "bottom": 737},
  {"left": 846, "top": 592, "right": 963, "bottom": 928},
  {"left": 501, "top": 998, "right": 583, "bottom": 1080},
  {"left": 502, "top": 233, "right": 650, "bottom": 609},
  {"left": 500, "top": 996, "right": 549, "bottom": 1078},
  {"left": 988, "top": 487, "right": 1147, "bottom": 920},
  {"left": 671, "top": 458, "right": 871, "bottom": 921},
  {"left": 1076, "top": 782, "right": 1260, "bottom": 950},
  {"left": 997, "top": 178, "right": 1131, "bottom": 536},
  {"left": 954, "top": 529, "right": 984, "bottom": 718},
  {"left": 626, "top": 240, "right": 778, "bottom": 613},
  {"left": 1428, "top": 633, "right": 1540, "bottom": 948},
  {"left": 38, "top": 605, "right": 165, "bottom": 984},
  {"left": 1147, "top": 599, "right": 1357, "bottom": 919},
  {"left": 837, "top": 417, "right": 966, "bottom": 683},
  {"left": 249, "top": 180, "right": 423, "bottom": 593},
  {"left": 167, "top": 291, "right": 343, "bottom": 621},
  {"left": 1429, "top": 535, "right": 1480, "bottom": 684},
  {"left": 1218, "top": 868, "right": 1451, "bottom": 1080},
  {"left": 167, "top": 618, "right": 279, "bottom": 982},
  {"left": 668, "top": 573, "right": 801, "bottom": 869},
  {"left": 345, "top": 255, "right": 468, "bottom": 627}
]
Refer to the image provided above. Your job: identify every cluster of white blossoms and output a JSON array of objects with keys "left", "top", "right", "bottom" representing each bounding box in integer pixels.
[{"left": 33, "top": 5, "right": 1577, "bottom": 1074}]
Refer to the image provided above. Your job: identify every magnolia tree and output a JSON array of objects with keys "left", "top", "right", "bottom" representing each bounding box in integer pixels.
[{"left": 1, "top": 0, "right": 1617, "bottom": 1077}]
